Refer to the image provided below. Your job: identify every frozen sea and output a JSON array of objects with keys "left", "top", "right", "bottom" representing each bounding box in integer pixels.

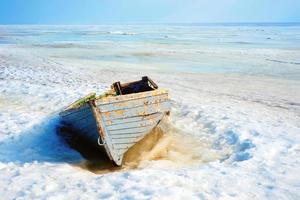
[{"left": 0, "top": 24, "right": 300, "bottom": 199}]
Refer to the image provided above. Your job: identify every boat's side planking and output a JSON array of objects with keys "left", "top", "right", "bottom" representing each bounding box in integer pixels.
[
  {"left": 96, "top": 89, "right": 171, "bottom": 165},
  {"left": 60, "top": 103, "right": 99, "bottom": 145}
]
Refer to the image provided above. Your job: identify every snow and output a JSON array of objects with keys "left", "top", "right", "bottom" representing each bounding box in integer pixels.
[{"left": 0, "top": 25, "right": 300, "bottom": 199}]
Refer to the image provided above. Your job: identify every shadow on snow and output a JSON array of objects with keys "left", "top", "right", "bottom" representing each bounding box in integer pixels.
[{"left": 0, "top": 115, "right": 82, "bottom": 164}]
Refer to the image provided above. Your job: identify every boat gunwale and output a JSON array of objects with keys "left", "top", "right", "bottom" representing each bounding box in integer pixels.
[
  {"left": 98, "top": 98, "right": 170, "bottom": 115},
  {"left": 96, "top": 89, "right": 169, "bottom": 105},
  {"left": 60, "top": 89, "right": 168, "bottom": 116},
  {"left": 60, "top": 103, "right": 90, "bottom": 117},
  {"left": 97, "top": 93, "right": 169, "bottom": 111},
  {"left": 61, "top": 95, "right": 169, "bottom": 121}
]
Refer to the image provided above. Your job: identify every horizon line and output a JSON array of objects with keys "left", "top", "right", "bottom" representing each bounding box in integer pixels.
[{"left": 0, "top": 22, "right": 300, "bottom": 26}]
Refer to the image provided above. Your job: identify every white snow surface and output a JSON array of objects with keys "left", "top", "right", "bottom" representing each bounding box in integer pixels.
[{"left": 0, "top": 25, "right": 300, "bottom": 199}]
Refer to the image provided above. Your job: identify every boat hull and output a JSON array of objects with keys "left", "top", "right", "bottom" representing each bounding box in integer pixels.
[{"left": 60, "top": 89, "right": 170, "bottom": 166}]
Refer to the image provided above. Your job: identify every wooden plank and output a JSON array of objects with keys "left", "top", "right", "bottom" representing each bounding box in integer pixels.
[
  {"left": 65, "top": 117, "right": 99, "bottom": 142},
  {"left": 106, "top": 117, "right": 160, "bottom": 131},
  {"left": 111, "top": 136, "right": 143, "bottom": 145},
  {"left": 65, "top": 93, "right": 96, "bottom": 110},
  {"left": 100, "top": 101, "right": 171, "bottom": 120},
  {"left": 114, "top": 143, "right": 137, "bottom": 150},
  {"left": 104, "top": 113, "right": 162, "bottom": 126},
  {"left": 71, "top": 118, "right": 96, "bottom": 133},
  {"left": 63, "top": 112, "right": 94, "bottom": 125},
  {"left": 110, "top": 132, "right": 147, "bottom": 139},
  {"left": 97, "top": 89, "right": 168, "bottom": 104},
  {"left": 108, "top": 126, "right": 154, "bottom": 135},
  {"left": 97, "top": 93, "right": 168, "bottom": 112},
  {"left": 60, "top": 103, "right": 90, "bottom": 117},
  {"left": 72, "top": 126, "right": 99, "bottom": 141},
  {"left": 61, "top": 105, "right": 93, "bottom": 123}
]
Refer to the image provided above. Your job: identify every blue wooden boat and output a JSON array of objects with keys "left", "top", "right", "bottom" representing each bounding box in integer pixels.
[{"left": 59, "top": 77, "right": 171, "bottom": 166}]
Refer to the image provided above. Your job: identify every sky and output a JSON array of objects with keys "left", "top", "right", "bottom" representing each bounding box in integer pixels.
[{"left": 0, "top": 0, "right": 300, "bottom": 24}]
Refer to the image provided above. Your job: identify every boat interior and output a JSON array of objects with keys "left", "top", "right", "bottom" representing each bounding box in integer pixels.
[{"left": 112, "top": 76, "right": 158, "bottom": 95}]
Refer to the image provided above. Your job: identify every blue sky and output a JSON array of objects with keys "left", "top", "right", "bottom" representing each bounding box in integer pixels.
[{"left": 0, "top": 0, "right": 300, "bottom": 24}]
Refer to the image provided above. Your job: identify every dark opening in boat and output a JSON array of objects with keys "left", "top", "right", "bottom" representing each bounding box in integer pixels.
[{"left": 112, "top": 76, "right": 158, "bottom": 95}]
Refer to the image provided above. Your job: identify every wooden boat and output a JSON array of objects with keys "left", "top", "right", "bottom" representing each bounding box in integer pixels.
[{"left": 59, "top": 76, "right": 171, "bottom": 166}]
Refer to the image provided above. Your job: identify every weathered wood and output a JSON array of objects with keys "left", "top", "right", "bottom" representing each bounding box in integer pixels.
[
  {"left": 89, "top": 100, "right": 115, "bottom": 161},
  {"left": 107, "top": 126, "right": 155, "bottom": 135},
  {"left": 106, "top": 117, "right": 160, "bottom": 131},
  {"left": 59, "top": 77, "right": 171, "bottom": 166},
  {"left": 100, "top": 101, "right": 170, "bottom": 120},
  {"left": 110, "top": 132, "right": 146, "bottom": 139},
  {"left": 112, "top": 137, "right": 143, "bottom": 145},
  {"left": 61, "top": 104, "right": 99, "bottom": 143},
  {"left": 104, "top": 113, "right": 162, "bottom": 126},
  {"left": 60, "top": 103, "right": 90, "bottom": 117},
  {"left": 97, "top": 89, "right": 168, "bottom": 104},
  {"left": 66, "top": 93, "right": 96, "bottom": 110},
  {"left": 97, "top": 93, "right": 168, "bottom": 112}
]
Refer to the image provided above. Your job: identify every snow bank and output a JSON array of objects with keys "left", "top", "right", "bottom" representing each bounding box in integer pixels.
[{"left": 0, "top": 25, "right": 300, "bottom": 199}]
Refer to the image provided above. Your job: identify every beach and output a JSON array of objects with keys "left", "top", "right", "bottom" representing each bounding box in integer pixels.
[{"left": 0, "top": 24, "right": 300, "bottom": 199}]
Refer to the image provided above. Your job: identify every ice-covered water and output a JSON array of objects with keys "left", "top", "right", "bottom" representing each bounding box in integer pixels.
[
  {"left": 1, "top": 24, "right": 300, "bottom": 78},
  {"left": 0, "top": 24, "right": 300, "bottom": 199}
]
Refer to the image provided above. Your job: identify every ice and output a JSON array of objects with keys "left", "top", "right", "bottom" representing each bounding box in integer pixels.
[{"left": 0, "top": 25, "right": 300, "bottom": 199}]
